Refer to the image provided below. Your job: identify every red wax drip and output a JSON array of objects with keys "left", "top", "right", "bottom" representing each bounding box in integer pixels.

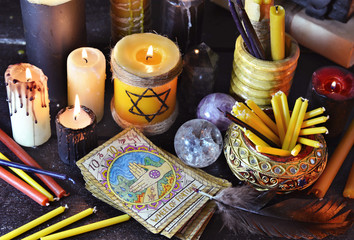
[{"left": 312, "top": 66, "right": 354, "bottom": 101}]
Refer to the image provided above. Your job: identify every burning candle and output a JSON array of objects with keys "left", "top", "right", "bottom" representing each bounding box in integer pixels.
[
  {"left": 20, "top": 0, "right": 86, "bottom": 106},
  {"left": 55, "top": 95, "right": 97, "bottom": 165},
  {"left": 4, "top": 63, "right": 51, "bottom": 147},
  {"left": 270, "top": 5, "right": 285, "bottom": 60},
  {"left": 308, "top": 66, "right": 354, "bottom": 138},
  {"left": 67, "top": 47, "right": 106, "bottom": 122},
  {"left": 161, "top": 0, "right": 205, "bottom": 53},
  {"left": 111, "top": 33, "right": 182, "bottom": 135}
]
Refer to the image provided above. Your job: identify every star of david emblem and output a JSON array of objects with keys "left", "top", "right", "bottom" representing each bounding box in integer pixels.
[{"left": 126, "top": 88, "right": 170, "bottom": 122}]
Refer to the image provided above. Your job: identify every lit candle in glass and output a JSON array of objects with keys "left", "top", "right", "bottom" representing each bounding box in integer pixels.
[
  {"left": 111, "top": 33, "right": 183, "bottom": 135},
  {"left": 55, "top": 95, "right": 97, "bottom": 165},
  {"left": 308, "top": 66, "right": 354, "bottom": 138},
  {"left": 67, "top": 47, "right": 106, "bottom": 122},
  {"left": 4, "top": 63, "right": 51, "bottom": 147}
]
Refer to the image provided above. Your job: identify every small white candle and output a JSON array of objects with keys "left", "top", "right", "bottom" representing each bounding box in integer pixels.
[
  {"left": 67, "top": 47, "right": 106, "bottom": 122},
  {"left": 4, "top": 63, "right": 51, "bottom": 147}
]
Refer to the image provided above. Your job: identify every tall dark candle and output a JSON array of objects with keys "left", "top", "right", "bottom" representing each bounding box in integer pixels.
[
  {"left": 309, "top": 66, "right": 354, "bottom": 138},
  {"left": 56, "top": 105, "right": 97, "bottom": 166},
  {"left": 161, "top": 0, "right": 205, "bottom": 53},
  {"left": 20, "top": 0, "right": 87, "bottom": 107}
]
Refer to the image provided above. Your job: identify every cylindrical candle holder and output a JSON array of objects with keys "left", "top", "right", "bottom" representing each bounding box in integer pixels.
[
  {"left": 110, "top": 33, "right": 183, "bottom": 135},
  {"left": 56, "top": 105, "right": 97, "bottom": 165},
  {"left": 307, "top": 66, "right": 354, "bottom": 138},
  {"left": 67, "top": 47, "right": 106, "bottom": 123},
  {"left": 230, "top": 34, "right": 300, "bottom": 107},
  {"left": 20, "top": 0, "right": 87, "bottom": 107},
  {"left": 110, "top": 0, "right": 152, "bottom": 44},
  {"left": 4, "top": 63, "right": 51, "bottom": 147},
  {"left": 160, "top": 0, "right": 205, "bottom": 53}
]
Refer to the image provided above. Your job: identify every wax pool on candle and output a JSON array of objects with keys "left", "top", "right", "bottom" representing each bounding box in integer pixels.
[
  {"left": 67, "top": 47, "right": 106, "bottom": 122},
  {"left": 4, "top": 63, "right": 51, "bottom": 147},
  {"left": 111, "top": 33, "right": 182, "bottom": 133}
]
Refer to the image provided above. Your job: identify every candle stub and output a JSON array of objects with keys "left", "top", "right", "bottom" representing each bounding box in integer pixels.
[
  {"left": 4, "top": 63, "right": 51, "bottom": 147},
  {"left": 55, "top": 105, "right": 97, "bottom": 165}
]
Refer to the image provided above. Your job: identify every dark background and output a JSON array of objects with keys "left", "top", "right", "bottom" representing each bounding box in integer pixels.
[{"left": 0, "top": 0, "right": 353, "bottom": 239}]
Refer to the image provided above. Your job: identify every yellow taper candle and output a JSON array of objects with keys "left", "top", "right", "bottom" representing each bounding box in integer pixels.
[
  {"left": 291, "top": 143, "right": 302, "bottom": 156},
  {"left": 40, "top": 214, "right": 130, "bottom": 240},
  {"left": 279, "top": 91, "right": 290, "bottom": 128},
  {"left": 282, "top": 97, "right": 302, "bottom": 150},
  {"left": 271, "top": 94, "right": 286, "bottom": 143},
  {"left": 67, "top": 47, "right": 106, "bottom": 122},
  {"left": 297, "top": 137, "right": 322, "bottom": 148},
  {"left": 0, "top": 206, "right": 67, "bottom": 240},
  {"left": 301, "top": 116, "right": 329, "bottom": 128},
  {"left": 303, "top": 107, "right": 325, "bottom": 120},
  {"left": 299, "top": 127, "right": 328, "bottom": 136},
  {"left": 245, "top": 99, "right": 278, "bottom": 135},
  {"left": 23, "top": 207, "right": 95, "bottom": 240},
  {"left": 245, "top": 129, "right": 270, "bottom": 147},
  {"left": 288, "top": 99, "right": 308, "bottom": 150},
  {"left": 256, "top": 145, "right": 291, "bottom": 157},
  {"left": 343, "top": 162, "right": 354, "bottom": 199},
  {"left": 270, "top": 5, "right": 285, "bottom": 60},
  {"left": 309, "top": 120, "right": 354, "bottom": 198},
  {"left": 111, "top": 33, "right": 182, "bottom": 134},
  {"left": 0, "top": 152, "right": 53, "bottom": 201}
]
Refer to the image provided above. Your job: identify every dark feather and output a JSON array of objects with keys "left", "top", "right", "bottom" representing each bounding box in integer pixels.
[{"left": 208, "top": 186, "right": 353, "bottom": 239}]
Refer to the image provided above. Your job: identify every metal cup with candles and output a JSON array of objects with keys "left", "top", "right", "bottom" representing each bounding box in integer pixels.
[
  {"left": 55, "top": 95, "right": 97, "bottom": 165},
  {"left": 110, "top": 32, "right": 183, "bottom": 135},
  {"left": 4, "top": 63, "right": 51, "bottom": 147},
  {"left": 223, "top": 93, "right": 328, "bottom": 193}
]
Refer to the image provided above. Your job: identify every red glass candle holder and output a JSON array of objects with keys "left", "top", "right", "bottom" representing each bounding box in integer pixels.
[{"left": 308, "top": 66, "right": 354, "bottom": 138}]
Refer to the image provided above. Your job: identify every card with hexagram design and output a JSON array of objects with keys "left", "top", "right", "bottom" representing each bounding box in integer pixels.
[{"left": 77, "top": 127, "right": 231, "bottom": 238}]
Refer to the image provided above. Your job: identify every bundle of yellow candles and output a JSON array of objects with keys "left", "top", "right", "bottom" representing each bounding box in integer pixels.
[{"left": 231, "top": 91, "right": 328, "bottom": 157}]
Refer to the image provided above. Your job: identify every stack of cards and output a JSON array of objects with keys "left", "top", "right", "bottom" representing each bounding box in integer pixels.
[{"left": 77, "top": 127, "right": 231, "bottom": 239}]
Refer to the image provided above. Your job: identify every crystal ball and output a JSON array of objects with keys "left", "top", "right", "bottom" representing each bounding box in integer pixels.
[
  {"left": 174, "top": 119, "right": 223, "bottom": 168},
  {"left": 197, "top": 93, "right": 235, "bottom": 131}
]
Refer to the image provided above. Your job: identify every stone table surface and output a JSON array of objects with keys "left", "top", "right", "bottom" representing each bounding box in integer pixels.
[{"left": 0, "top": 0, "right": 353, "bottom": 240}]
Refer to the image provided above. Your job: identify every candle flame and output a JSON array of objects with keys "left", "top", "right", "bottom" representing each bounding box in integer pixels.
[
  {"left": 194, "top": 49, "right": 199, "bottom": 54},
  {"left": 331, "top": 81, "right": 337, "bottom": 90},
  {"left": 25, "top": 68, "right": 32, "bottom": 81},
  {"left": 82, "top": 49, "right": 88, "bottom": 63},
  {"left": 74, "top": 94, "right": 81, "bottom": 120},
  {"left": 146, "top": 45, "right": 153, "bottom": 60}
]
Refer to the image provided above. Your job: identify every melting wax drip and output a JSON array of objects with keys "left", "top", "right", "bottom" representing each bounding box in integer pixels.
[{"left": 5, "top": 65, "right": 48, "bottom": 124}]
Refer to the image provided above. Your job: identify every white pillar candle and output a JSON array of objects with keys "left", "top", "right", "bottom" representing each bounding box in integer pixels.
[
  {"left": 4, "top": 63, "right": 51, "bottom": 147},
  {"left": 67, "top": 47, "right": 106, "bottom": 122}
]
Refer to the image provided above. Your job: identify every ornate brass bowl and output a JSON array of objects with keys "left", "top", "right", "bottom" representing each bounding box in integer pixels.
[{"left": 224, "top": 124, "right": 328, "bottom": 193}]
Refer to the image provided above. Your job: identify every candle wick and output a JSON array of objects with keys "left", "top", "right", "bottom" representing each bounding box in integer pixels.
[
  {"left": 84, "top": 58, "right": 88, "bottom": 63},
  {"left": 146, "top": 56, "right": 152, "bottom": 61},
  {"left": 275, "top": 5, "right": 279, "bottom": 12},
  {"left": 74, "top": 116, "right": 77, "bottom": 121}
]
